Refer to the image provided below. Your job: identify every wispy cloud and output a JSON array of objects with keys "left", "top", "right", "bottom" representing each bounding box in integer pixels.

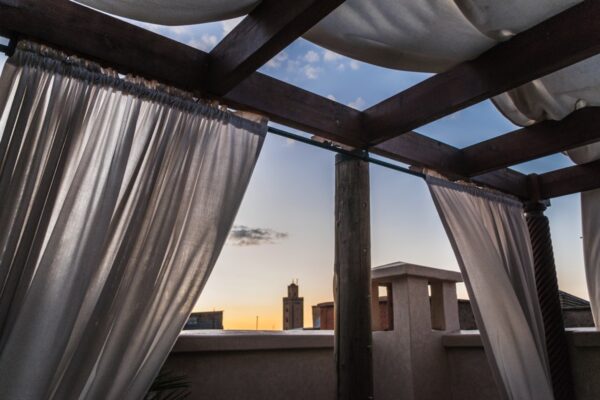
[
  {"left": 228, "top": 225, "right": 289, "bottom": 246},
  {"left": 303, "top": 65, "right": 322, "bottom": 80},
  {"left": 349, "top": 60, "right": 360, "bottom": 70},
  {"left": 323, "top": 49, "right": 343, "bottom": 62},
  {"left": 348, "top": 97, "right": 366, "bottom": 110},
  {"left": 303, "top": 50, "right": 320, "bottom": 63},
  {"left": 322, "top": 49, "right": 360, "bottom": 72},
  {"left": 266, "top": 51, "right": 289, "bottom": 69}
]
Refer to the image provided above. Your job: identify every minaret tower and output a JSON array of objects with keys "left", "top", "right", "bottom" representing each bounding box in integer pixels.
[{"left": 283, "top": 280, "right": 304, "bottom": 330}]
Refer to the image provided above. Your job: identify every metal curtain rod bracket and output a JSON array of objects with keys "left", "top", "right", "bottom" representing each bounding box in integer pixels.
[
  {"left": 0, "top": 35, "right": 17, "bottom": 56},
  {"left": 267, "top": 126, "right": 425, "bottom": 179}
]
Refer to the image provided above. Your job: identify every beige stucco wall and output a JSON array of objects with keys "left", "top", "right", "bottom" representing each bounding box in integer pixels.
[
  {"left": 162, "top": 330, "right": 335, "bottom": 400},
  {"left": 443, "top": 328, "right": 600, "bottom": 400},
  {"left": 163, "top": 328, "right": 600, "bottom": 400}
]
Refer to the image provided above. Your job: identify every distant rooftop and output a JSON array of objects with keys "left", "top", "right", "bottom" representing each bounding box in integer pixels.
[{"left": 559, "top": 291, "right": 590, "bottom": 310}]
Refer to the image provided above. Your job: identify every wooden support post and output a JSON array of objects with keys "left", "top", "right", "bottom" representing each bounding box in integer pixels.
[
  {"left": 334, "top": 154, "right": 374, "bottom": 400},
  {"left": 524, "top": 199, "right": 575, "bottom": 400}
]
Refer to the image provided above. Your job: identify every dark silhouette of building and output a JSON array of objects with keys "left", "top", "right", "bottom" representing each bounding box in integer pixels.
[
  {"left": 283, "top": 281, "right": 303, "bottom": 330},
  {"left": 184, "top": 311, "right": 223, "bottom": 330}
]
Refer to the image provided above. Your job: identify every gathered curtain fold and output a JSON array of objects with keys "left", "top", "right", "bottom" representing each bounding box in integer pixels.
[
  {"left": 426, "top": 175, "right": 554, "bottom": 400},
  {"left": 0, "top": 42, "right": 266, "bottom": 400}
]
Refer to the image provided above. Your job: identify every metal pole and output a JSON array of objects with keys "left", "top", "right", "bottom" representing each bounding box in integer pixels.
[{"left": 267, "top": 126, "right": 425, "bottom": 179}]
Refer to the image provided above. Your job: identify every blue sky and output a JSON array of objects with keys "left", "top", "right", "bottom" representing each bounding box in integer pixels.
[{"left": 0, "top": 20, "right": 586, "bottom": 330}]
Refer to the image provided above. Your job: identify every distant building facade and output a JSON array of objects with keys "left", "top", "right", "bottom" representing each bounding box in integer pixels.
[
  {"left": 313, "top": 290, "right": 593, "bottom": 330},
  {"left": 458, "top": 290, "right": 594, "bottom": 330},
  {"left": 283, "top": 281, "right": 303, "bottom": 330},
  {"left": 313, "top": 299, "right": 391, "bottom": 330},
  {"left": 184, "top": 311, "right": 223, "bottom": 330}
]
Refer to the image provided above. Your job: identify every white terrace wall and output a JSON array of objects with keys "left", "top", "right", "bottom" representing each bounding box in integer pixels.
[
  {"left": 444, "top": 329, "right": 600, "bottom": 400},
  {"left": 162, "top": 331, "right": 335, "bottom": 400},
  {"left": 163, "top": 264, "right": 600, "bottom": 400}
]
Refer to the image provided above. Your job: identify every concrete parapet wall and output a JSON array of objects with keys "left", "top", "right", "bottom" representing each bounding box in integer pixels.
[
  {"left": 443, "top": 328, "right": 600, "bottom": 400},
  {"left": 163, "top": 326, "right": 600, "bottom": 400},
  {"left": 163, "top": 330, "right": 335, "bottom": 400}
]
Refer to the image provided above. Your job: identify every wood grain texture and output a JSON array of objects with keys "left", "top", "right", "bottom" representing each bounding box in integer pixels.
[
  {"left": 463, "top": 108, "right": 600, "bottom": 176},
  {"left": 334, "top": 154, "right": 373, "bottom": 400},
  {"left": 0, "top": 0, "right": 208, "bottom": 91},
  {"left": 539, "top": 160, "right": 600, "bottom": 198},
  {"left": 371, "top": 132, "right": 529, "bottom": 198}
]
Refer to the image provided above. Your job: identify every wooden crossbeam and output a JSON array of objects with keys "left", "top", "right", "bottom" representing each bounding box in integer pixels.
[
  {"left": 538, "top": 160, "right": 600, "bottom": 199},
  {"left": 462, "top": 108, "right": 600, "bottom": 176},
  {"left": 371, "top": 132, "right": 466, "bottom": 177},
  {"left": 371, "top": 133, "right": 529, "bottom": 198},
  {"left": 224, "top": 72, "right": 364, "bottom": 144},
  {"left": 209, "top": 0, "right": 344, "bottom": 95},
  {"left": 364, "top": 1, "right": 600, "bottom": 145},
  {"left": 0, "top": 0, "right": 208, "bottom": 91}
]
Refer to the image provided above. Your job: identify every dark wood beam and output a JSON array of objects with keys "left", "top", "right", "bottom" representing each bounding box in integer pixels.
[
  {"left": 224, "top": 72, "right": 364, "bottom": 145},
  {"left": 371, "top": 133, "right": 529, "bottom": 198},
  {"left": 463, "top": 107, "right": 600, "bottom": 176},
  {"left": 539, "top": 160, "right": 600, "bottom": 199},
  {"left": 0, "top": 0, "right": 208, "bottom": 91},
  {"left": 365, "top": 1, "right": 600, "bottom": 144},
  {"left": 0, "top": 0, "right": 364, "bottom": 146},
  {"left": 473, "top": 169, "right": 529, "bottom": 199},
  {"left": 334, "top": 154, "right": 374, "bottom": 400},
  {"left": 371, "top": 132, "right": 466, "bottom": 178},
  {"left": 209, "top": 0, "right": 344, "bottom": 95}
]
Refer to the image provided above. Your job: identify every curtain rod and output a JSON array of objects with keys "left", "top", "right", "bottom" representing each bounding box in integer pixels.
[{"left": 267, "top": 126, "right": 425, "bottom": 179}]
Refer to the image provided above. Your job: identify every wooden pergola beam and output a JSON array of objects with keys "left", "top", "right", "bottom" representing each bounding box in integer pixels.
[
  {"left": 538, "top": 160, "right": 600, "bottom": 199},
  {"left": 209, "top": 0, "right": 344, "bottom": 95},
  {"left": 463, "top": 108, "right": 600, "bottom": 176},
  {"left": 371, "top": 132, "right": 466, "bottom": 178},
  {"left": 371, "top": 133, "right": 529, "bottom": 198},
  {"left": 0, "top": 0, "right": 209, "bottom": 91},
  {"left": 364, "top": 1, "right": 600, "bottom": 145},
  {"left": 224, "top": 72, "right": 364, "bottom": 145}
]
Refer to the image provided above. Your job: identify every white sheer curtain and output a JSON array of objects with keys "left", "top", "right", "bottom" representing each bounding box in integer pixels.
[
  {"left": 579, "top": 189, "right": 600, "bottom": 325},
  {"left": 567, "top": 148, "right": 600, "bottom": 325},
  {"left": 426, "top": 175, "right": 553, "bottom": 400},
  {"left": 0, "top": 42, "right": 266, "bottom": 400}
]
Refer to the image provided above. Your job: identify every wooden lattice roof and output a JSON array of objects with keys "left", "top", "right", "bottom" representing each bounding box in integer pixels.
[{"left": 1, "top": 0, "right": 599, "bottom": 200}]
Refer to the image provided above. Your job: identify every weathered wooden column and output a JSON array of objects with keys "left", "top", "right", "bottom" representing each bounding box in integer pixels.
[
  {"left": 524, "top": 197, "right": 575, "bottom": 400},
  {"left": 334, "top": 154, "right": 374, "bottom": 400}
]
